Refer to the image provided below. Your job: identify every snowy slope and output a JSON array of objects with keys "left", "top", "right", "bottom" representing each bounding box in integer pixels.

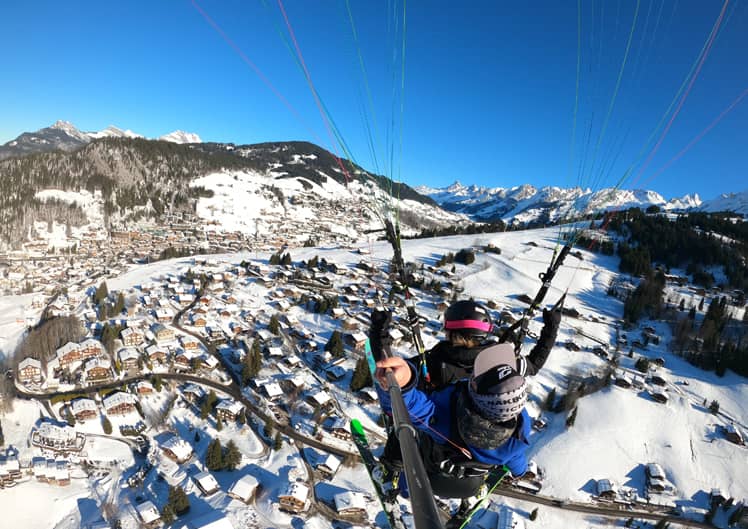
[{"left": 699, "top": 190, "right": 748, "bottom": 215}]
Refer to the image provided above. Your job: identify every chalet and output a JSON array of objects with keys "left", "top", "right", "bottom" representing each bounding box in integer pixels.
[
  {"left": 342, "top": 318, "right": 359, "bottom": 331},
  {"left": 151, "top": 323, "right": 175, "bottom": 343},
  {"left": 173, "top": 349, "right": 199, "bottom": 370},
  {"left": 117, "top": 347, "right": 141, "bottom": 369},
  {"left": 121, "top": 327, "right": 144, "bottom": 347},
  {"left": 646, "top": 463, "right": 669, "bottom": 492},
  {"left": 346, "top": 331, "right": 368, "bottom": 351},
  {"left": 18, "top": 357, "right": 43, "bottom": 384},
  {"left": 134, "top": 380, "right": 155, "bottom": 395},
  {"left": 161, "top": 437, "right": 193, "bottom": 464},
  {"left": 145, "top": 344, "right": 168, "bottom": 364},
  {"left": 155, "top": 307, "right": 174, "bottom": 323},
  {"left": 266, "top": 346, "right": 284, "bottom": 359},
  {"left": 56, "top": 342, "right": 82, "bottom": 368},
  {"left": 135, "top": 500, "right": 161, "bottom": 528},
  {"left": 315, "top": 454, "right": 342, "bottom": 479},
  {"left": 333, "top": 491, "right": 367, "bottom": 516},
  {"left": 53, "top": 460, "right": 71, "bottom": 486},
  {"left": 182, "top": 383, "right": 206, "bottom": 403},
  {"left": 206, "top": 325, "right": 225, "bottom": 341},
  {"left": 724, "top": 424, "right": 744, "bottom": 445},
  {"left": 79, "top": 338, "right": 104, "bottom": 357},
  {"left": 279, "top": 482, "right": 309, "bottom": 513},
  {"left": 103, "top": 391, "right": 138, "bottom": 416},
  {"left": 83, "top": 357, "right": 112, "bottom": 382},
  {"left": 228, "top": 474, "right": 259, "bottom": 504},
  {"left": 70, "top": 398, "right": 98, "bottom": 421},
  {"left": 358, "top": 387, "right": 378, "bottom": 403},
  {"left": 193, "top": 471, "right": 220, "bottom": 496},
  {"left": 215, "top": 399, "right": 245, "bottom": 421},
  {"left": 307, "top": 390, "right": 332, "bottom": 409},
  {"left": 596, "top": 479, "right": 617, "bottom": 499},
  {"left": 180, "top": 335, "right": 201, "bottom": 350},
  {"left": 262, "top": 382, "right": 284, "bottom": 401}
]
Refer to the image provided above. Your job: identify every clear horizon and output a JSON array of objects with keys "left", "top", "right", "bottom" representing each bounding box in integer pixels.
[{"left": 1, "top": 1, "right": 746, "bottom": 201}]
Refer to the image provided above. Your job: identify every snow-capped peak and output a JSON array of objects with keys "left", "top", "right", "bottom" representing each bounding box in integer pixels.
[
  {"left": 87, "top": 125, "right": 142, "bottom": 139},
  {"left": 49, "top": 120, "right": 90, "bottom": 142},
  {"left": 159, "top": 130, "right": 202, "bottom": 144}
]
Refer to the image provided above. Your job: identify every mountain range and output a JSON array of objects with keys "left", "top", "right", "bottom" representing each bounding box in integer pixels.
[
  {"left": 0, "top": 120, "right": 202, "bottom": 161},
  {"left": 0, "top": 121, "right": 745, "bottom": 250}
]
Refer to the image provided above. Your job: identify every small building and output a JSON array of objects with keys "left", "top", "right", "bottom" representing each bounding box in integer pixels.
[
  {"left": 307, "top": 390, "right": 332, "bottom": 409},
  {"left": 326, "top": 417, "right": 352, "bottom": 441},
  {"left": 649, "top": 389, "right": 669, "bottom": 404},
  {"left": 279, "top": 482, "right": 309, "bottom": 513},
  {"left": 70, "top": 398, "right": 98, "bottom": 421},
  {"left": 102, "top": 391, "right": 138, "bottom": 416},
  {"left": 334, "top": 490, "right": 367, "bottom": 516},
  {"left": 135, "top": 500, "right": 161, "bottom": 528},
  {"left": 228, "top": 474, "right": 259, "bottom": 504},
  {"left": 117, "top": 347, "right": 141, "bottom": 369},
  {"left": 161, "top": 437, "right": 193, "bottom": 464},
  {"left": 596, "top": 479, "right": 618, "bottom": 499},
  {"left": 262, "top": 382, "right": 284, "bottom": 401},
  {"left": 18, "top": 357, "right": 43, "bottom": 384},
  {"left": 193, "top": 471, "right": 220, "bottom": 496},
  {"left": 215, "top": 399, "right": 245, "bottom": 422},
  {"left": 134, "top": 380, "right": 155, "bottom": 395},
  {"left": 724, "top": 424, "right": 745, "bottom": 445},
  {"left": 83, "top": 357, "right": 112, "bottom": 382},
  {"left": 151, "top": 323, "right": 175, "bottom": 343},
  {"left": 315, "top": 454, "right": 342, "bottom": 479},
  {"left": 145, "top": 344, "right": 168, "bottom": 364},
  {"left": 182, "top": 383, "right": 206, "bottom": 403},
  {"left": 121, "top": 327, "right": 145, "bottom": 347}
]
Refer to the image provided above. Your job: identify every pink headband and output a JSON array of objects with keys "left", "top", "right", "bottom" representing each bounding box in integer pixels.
[{"left": 444, "top": 319, "right": 492, "bottom": 332}]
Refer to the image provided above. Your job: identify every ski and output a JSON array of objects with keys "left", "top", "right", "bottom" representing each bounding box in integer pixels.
[
  {"left": 447, "top": 466, "right": 509, "bottom": 529},
  {"left": 350, "top": 418, "right": 408, "bottom": 529}
]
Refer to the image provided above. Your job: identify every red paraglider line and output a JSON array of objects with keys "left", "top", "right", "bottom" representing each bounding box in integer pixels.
[
  {"left": 275, "top": 0, "right": 353, "bottom": 184},
  {"left": 631, "top": 0, "right": 730, "bottom": 186},
  {"left": 642, "top": 87, "right": 748, "bottom": 186},
  {"left": 191, "top": 0, "right": 319, "bottom": 141}
]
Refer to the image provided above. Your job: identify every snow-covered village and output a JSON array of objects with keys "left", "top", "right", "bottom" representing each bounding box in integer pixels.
[
  {"left": 2, "top": 2, "right": 748, "bottom": 529},
  {"left": 1, "top": 215, "right": 747, "bottom": 529}
]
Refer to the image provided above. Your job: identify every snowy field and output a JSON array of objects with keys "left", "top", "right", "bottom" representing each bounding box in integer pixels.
[{"left": 1, "top": 225, "right": 746, "bottom": 528}]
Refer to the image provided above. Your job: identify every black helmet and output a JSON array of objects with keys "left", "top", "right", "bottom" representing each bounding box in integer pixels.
[{"left": 444, "top": 300, "right": 492, "bottom": 337}]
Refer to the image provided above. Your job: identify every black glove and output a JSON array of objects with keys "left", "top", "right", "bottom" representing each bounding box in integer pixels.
[
  {"left": 371, "top": 308, "right": 393, "bottom": 334},
  {"left": 369, "top": 308, "right": 393, "bottom": 361},
  {"left": 542, "top": 307, "right": 562, "bottom": 330}
]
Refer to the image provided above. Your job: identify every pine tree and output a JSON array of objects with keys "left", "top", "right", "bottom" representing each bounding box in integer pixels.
[
  {"left": 349, "top": 356, "right": 372, "bottom": 391},
  {"left": 0, "top": 421, "right": 4, "bottom": 447},
  {"left": 224, "top": 440, "right": 241, "bottom": 470},
  {"left": 206, "top": 438, "right": 224, "bottom": 471},
  {"left": 545, "top": 388, "right": 557, "bottom": 411},
  {"left": 113, "top": 292, "right": 125, "bottom": 314},
  {"left": 168, "top": 485, "right": 190, "bottom": 515},
  {"left": 325, "top": 330, "right": 344, "bottom": 357},
  {"left": 216, "top": 415, "right": 223, "bottom": 431},
  {"left": 274, "top": 432, "right": 283, "bottom": 450},
  {"left": 161, "top": 504, "right": 175, "bottom": 525},
  {"left": 94, "top": 281, "right": 109, "bottom": 304},
  {"left": 102, "top": 416, "right": 113, "bottom": 435},
  {"left": 529, "top": 508, "right": 539, "bottom": 521},
  {"left": 268, "top": 314, "right": 280, "bottom": 335}
]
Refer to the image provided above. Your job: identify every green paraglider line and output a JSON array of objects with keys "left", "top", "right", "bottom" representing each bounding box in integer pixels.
[{"left": 583, "top": 0, "right": 640, "bottom": 192}]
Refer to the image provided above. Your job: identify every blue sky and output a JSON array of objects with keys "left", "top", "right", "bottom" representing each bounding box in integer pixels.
[{"left": 1, "top": 0, "right": 746, "bottom": 200}]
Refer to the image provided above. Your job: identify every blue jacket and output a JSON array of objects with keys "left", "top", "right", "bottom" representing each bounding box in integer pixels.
[{"left": 377, "top": 367, "right": 530, "bottom": 478}]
